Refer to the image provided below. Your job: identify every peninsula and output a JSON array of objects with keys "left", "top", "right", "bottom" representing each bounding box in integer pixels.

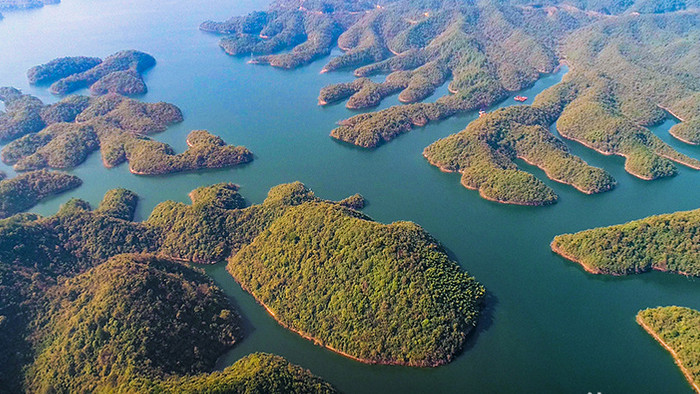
[
  {"left": 28, "top": 50, "right": 156, "bottom": 96},
  {"left": 551, "top": 208, "right": 700, "bottom": 276},
  {"left": 0, "top": 169, "right": 81, "bottom": 218},
  {"left": 637, "top": 307, "right": 700, "bottom": 394}
]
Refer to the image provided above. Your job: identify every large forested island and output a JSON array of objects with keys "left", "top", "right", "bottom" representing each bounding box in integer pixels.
[
  {"left": 204, "top": 0, "right": 700, "bottom": 204},
  {"left": 637, "top": 307, "right": 700, "bottom": 393},
  {"left": 0, "top": 181, "right": 485, "bottom": 390},
  {"left": 551, "top": 208, "right": 700, "bottom": 276},
  {"left": 28, "top": 50, "right": 156, "bottom": 96},
  {"left": 0, "top": 88, "right": 253, "bottom": 175}
]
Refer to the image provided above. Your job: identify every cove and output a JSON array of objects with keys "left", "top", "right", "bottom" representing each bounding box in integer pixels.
[{"left": 1, "top": 0, "right": 699, "bottom": 392}]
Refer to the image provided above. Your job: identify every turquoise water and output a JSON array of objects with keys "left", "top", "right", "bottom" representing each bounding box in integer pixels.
[{"left": 1, "top": 0, "right": 699, "bottom": 392}]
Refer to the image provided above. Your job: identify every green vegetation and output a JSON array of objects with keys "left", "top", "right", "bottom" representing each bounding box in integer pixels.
[
  {"left": 0, "top": 92, "right": 251, "bottom": 175},
  {"left": 637, "top": 306, "right": 700, "bottom": 393},
  {"left": 552, "top": 13, "right": 700, "bottom": 179},
  {"left": 26, "top": 254, "right": 242, "bottom": 393},
  {"left": 338, "top": 193, "right": 365, "bottom": 209},
  {"left": 128, "top": 130, "right": 253, "bottom": 175},
  {"left": 207, "top": 1, "right": 700, "bottom": 183},
  {"left": 36, "top": 50, "right": 156, "bottom": 96},
  {"left": 95, "top": 188, "right": 138, "bottom": 220},
  {"left": 145, "top": 353, "right": 337, "bottom": 393},
  {"left": 0, "top": 181, "right": 485, "bottom": 387},
  {"left": 551, "top": 208, "right": 700, "bottom": 276},
  {"left": 424, "top": 88, "right": 616, "bottom": 205},
  {"left": 1, "top": 92, "right": 254, "bottom": 175},
  {"left": 319, "top": 73, "right": 412, "bottom": 109},
  {"left": 0, "top": 169, "right": 81, "bottom": 218},
  {"left": 228, "top": 201, "right": 485, "bottom": 366},
  {"left": 0, "top": 87, "right": 46, "bottom": 142},
  {"left": 27, "top": 56, "right": 102, "bottom": 84},
  {"left": 89, "top": 69, "right": 147, "bottom": 95}
]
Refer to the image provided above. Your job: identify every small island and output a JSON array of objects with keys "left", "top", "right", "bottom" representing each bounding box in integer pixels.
[
  {"left": 28, "top": 50, "right": 156, "bottom": 96},
  {"left": 0, "top": 169, "right": 81, "bottom": 218},
  {"left": 551, "top": 208, "right": 699, "bottom": 276},
  {"left": 0, "top": 90, "right": 254, "bottom": 175},
  {"left": 637, "top": 306, "right": 700, "bottom": 393}
]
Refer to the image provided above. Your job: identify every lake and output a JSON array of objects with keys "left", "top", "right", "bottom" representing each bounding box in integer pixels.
[{"left": 1, "top": 0, "right": 699, "bottom": 392}]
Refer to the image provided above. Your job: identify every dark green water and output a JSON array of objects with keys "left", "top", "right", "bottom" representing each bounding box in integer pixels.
[{"left": 1, "top": 1, "right": 699, "bottom": 392}]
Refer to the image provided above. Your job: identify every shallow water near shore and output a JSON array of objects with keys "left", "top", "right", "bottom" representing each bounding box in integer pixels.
[{"left": 1, "top": 0, "right": 700, "bottom": 392}]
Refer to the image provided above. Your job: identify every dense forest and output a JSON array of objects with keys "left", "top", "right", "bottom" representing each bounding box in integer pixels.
[
  {"left": 228, "top": 201, "right": 485, "bottom": 366},
  {"left": 0, "top": 181, "right": 484, "bottom": 389},
  {"left": 28, "top": 50, "right": 156, "bottom": 96},
  {"left": 423, "top": 101, "right": 616, "bottom": 205},
  {"left": 205, "top": 1, "right": 700, "bottom": 186},
  {"left": 0, "top": 169, "right": 81, "bottom": 218},
  {"left": 551, "top": 208, "right": 700, "bottom": 276},
  {"left": 0, "top": 90, "right": 254, "bottom": 176},
  {"left": 25, "top": 254, "right": 242, "bottom": 392},
  {"left": 637, "top": 306, "right": 700, "bottom": 393}
]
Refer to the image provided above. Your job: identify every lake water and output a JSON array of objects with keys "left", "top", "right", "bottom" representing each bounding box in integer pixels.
[{"left": 1, "top": 0, "right": 699, "bottom": 392}]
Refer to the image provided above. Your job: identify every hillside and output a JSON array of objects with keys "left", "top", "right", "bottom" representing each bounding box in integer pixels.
[
  {"left": 637, "top": 307, "right": 700, "bottom": 393},
  {"left": 0, "top": 181, "right": 485, "bottom": 389},
  {"left": 29, "top": 50, "right": 156, "bottom": 96},
  {"left": 0, "top": 90, "right": 254, "bottom": 175},
  {"left": 551, "top": 208, "right": 700, "bottom": 276}
]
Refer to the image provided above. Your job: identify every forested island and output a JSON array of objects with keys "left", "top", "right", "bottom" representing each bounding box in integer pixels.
[
  {"left": 0, "top": 169, "right": 81, "bottom": 218},
  {"left": 325, "top": 7, "right": 700, "bottom": 181},
  {"left": 204, "top": 0, "right": 700, "bottom": 208},
  {"left": 551, "top": 208, "right": 700, "bottom": 276},
  {"left": 0, "top": 89, "right": 253, "bottom": 175},
  {"left": 0, "top": 181, "right": 485, "bottom": 389},
  {"left": 637, "top": 307, "right": 700, "bottom": 393},
  {"left": 28, "top": 50, "right": 156, "bottom": 96},
  {"left": 423, "top": 103, "right": 616, "bottom": 205}
]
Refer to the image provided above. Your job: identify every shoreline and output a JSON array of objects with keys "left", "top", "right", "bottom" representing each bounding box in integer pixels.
[
  {"left": 669, "top": 128, "right": 699, "bottom": 146},
  {"left": 557, "top": 127, "right": 700, "bottom": 176},
  {"left": 550, "top": 241, "right": 604, "bottom": 274},
  {"left": 423, "top": 151, "right": 554, "bottom": 206},
  {"left": 228, "top": 266, "right": 448, "bottom": 368},
  {"left": 517, "top": 154, "right": 614, "bottom": 195},
  {"left": 658, "top": 105, "right": 686, "bottom": 122},
  {"left": 550, "top": 241, "right": 693, "bottom": 277},
  {"left": 636, "top": 315, "right": 700, "bottom": 394}
]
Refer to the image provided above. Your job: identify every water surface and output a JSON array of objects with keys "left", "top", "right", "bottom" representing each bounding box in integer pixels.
[{"left": 1, "top": 1, "right": 699, "bottom": 392}]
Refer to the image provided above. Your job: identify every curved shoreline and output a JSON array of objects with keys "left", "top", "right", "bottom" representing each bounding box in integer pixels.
[
  {"left": 669, "top": 128, "right": 699, "bottom": 146},
  {"left": 636, "top": 315, "right": 700, "bottom": 394},
  {"left": 423, "top": 152, "right": 554, "bottom": 206},
  {"left": 228, "top": 267, "right": 452, "bottom": 368},
  {"left": 550, "top": 241, "right": 604, "bottom": 274},
  {"left": 556, "top": 129, "right": 700, "bottom": 179},
  {"left": 517, "top": 154, "right": 614, "bottom": 195},
  {"left": 550, "top": 241, "right": 694, "bottom": 277}
]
